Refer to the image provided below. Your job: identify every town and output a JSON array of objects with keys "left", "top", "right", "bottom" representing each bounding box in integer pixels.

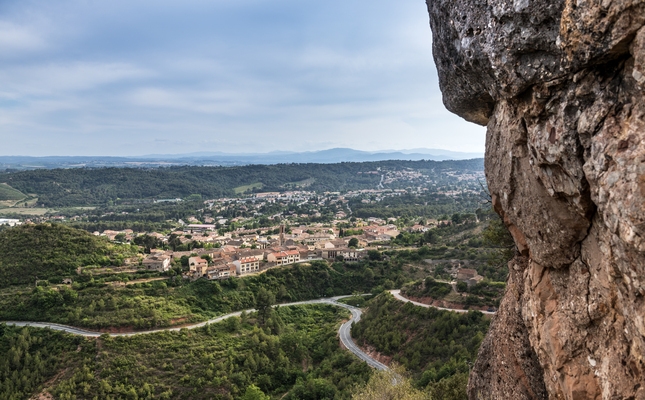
[{"left": 107, "top": 218, "right": 403, "bottom": 280}]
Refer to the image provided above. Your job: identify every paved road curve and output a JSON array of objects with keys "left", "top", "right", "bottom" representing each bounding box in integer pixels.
[
  {"left": 389, "top": 290, "right": 496, "bottom": 315},
  {"left": 3, "top": 295, "right": 389, "bottom": 371},
  {"left": 332, "top": 301, "right": 388, "bottom": 371}
]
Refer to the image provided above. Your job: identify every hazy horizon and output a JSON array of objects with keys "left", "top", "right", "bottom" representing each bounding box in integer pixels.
[
  {"left": 0, "top": 0, "right": 485, "bottom": 156},
  {"left": 0, "top": 147, "right": 483, "bottom": 158}
]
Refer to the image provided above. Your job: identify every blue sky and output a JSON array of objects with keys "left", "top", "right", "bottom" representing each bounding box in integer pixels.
[{"left": 0, "top": 0, "right": 484, "bottom": 156}]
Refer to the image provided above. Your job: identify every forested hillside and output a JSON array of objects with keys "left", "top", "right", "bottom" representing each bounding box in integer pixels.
[
  {"left": 352, "top": 293, "right": 489, "bottom": 396},
  {"left": 0, "top": 325, "right": 91, "bottom": 399},
  {"left": 0, "top": 305, "right": 372, "bottom": 399},
  {"left": 0, "top": 224, "right": 137, "bottom": 287},
  {"left": 0, "top": 159, "right": 483, "bottom": 207}
]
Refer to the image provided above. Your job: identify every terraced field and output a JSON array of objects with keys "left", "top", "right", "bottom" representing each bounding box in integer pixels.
[
  {"left": 0, "top": 183, "right": 26, "bottom": 201},
  {"left": 233, "top": 182, "right": 264, "bottom": 194}
]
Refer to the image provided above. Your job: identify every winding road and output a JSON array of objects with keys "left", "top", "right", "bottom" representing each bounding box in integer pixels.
[
  {"left": 3, "top": 291, "right": 492, "bottom": 372},
  {"left": 389, "top": 289, "right": 496, "bottom": 315},
  {"left": 335, "top": 302, "right": 388, "bottom": 370},
  {"left": 2, "top": 295, "right": 388, "bottom": 371}
]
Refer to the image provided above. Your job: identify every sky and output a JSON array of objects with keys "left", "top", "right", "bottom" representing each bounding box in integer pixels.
[{"left": 0, "top": 0, "right": 485, "bottom": 157}]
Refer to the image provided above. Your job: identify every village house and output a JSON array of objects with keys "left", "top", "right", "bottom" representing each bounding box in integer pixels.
[
  {"left": 305, "top": 233, "right": 336, "bottom": 244},
  {"left": 142, "top": 253, "right": 171, "bottom": 272},
  {"left": 267, "top": 250, "right": 300, "bottom": 265},
  {"left": 226, "top": 239, "right": 245, "bottom": 248},
  {"left": 457, "top": 268, "right": 478, "bottom": 280},
  {"left": 409, "top": 224, "right": 429, "bottom": 233},
  {"left": 237, "top": 249, "right": 264, "bottom": 262},
  {"left": 234, "top": 257, "right": 260, "bottom": 275},
  {"left": 102, "top": 230, "right": 120, "bottom": 240},
  {"left": 299, "top": 249, "right": 311, "bottom": 260},
  {"left": 206, "top": 262, "right": 237, "bottom": 280},
  {"left": 255, "top": 238, "right": 270, "bottom": 249},
  {"left": 185, "top": 224, "right": 216, "bottom": 233},
  {"left": 189, "top": 256, "right": 209, "bottom": 276},
  {"left": 170, "top": 250, "right": 194, "bottom": 260},
  {"left": 320, "top": 248, "right": 365, "bottom": 262},
  {"left": 457, "top": 268, "right": 485, "bottom": 287},
  {"left": 339, "top": 248, "right": 365, "bottom": 262}
]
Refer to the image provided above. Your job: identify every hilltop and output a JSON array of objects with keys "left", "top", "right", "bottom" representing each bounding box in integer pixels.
[{"left": 0, "top": 148, "right": 483, "bottom": 170}]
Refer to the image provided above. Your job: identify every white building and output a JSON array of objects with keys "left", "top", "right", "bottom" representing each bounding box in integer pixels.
[{"left": 0, "top": 219, "right": 21, "bottom": 227}]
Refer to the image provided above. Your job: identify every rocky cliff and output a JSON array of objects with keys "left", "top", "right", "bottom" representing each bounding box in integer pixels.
[{"left": 426, "top": 0, "right": 645, "bottom": 398}]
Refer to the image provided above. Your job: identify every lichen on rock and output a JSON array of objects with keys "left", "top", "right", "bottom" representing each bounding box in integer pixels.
[{"left": 426, "top": 0, "right": 645, "bottom": 398}]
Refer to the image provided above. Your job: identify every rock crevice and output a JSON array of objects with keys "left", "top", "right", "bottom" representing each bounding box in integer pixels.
[{"left": 426, "top": 0, "right": 645, "bottom": 398}]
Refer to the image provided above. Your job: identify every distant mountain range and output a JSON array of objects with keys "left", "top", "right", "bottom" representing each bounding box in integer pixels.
[{"left": 0, "top": 148, "right": 483, "bottom": 170}]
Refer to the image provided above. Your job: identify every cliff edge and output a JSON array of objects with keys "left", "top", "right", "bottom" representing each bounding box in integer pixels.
[{"left": 426, "top": 0, "right": 645, "bottom": 398}]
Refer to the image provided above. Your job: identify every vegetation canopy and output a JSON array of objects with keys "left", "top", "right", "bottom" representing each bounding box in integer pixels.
[{"left": 0, "top": 224, "right": 136, "bottom": 287}]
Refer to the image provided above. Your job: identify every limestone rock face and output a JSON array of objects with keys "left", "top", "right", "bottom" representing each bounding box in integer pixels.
[{"left": 426, "top": 0, "right": 645, "bottom": 398}]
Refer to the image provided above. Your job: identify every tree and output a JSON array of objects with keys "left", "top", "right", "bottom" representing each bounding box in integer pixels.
[
  {"left": 168, "top": 234, "right": 182, "bottom": 251},
  {"left": 224, "top": 316, "right": 241, "bottom": 333},
  {"left": 179, "top": 255, "right": 189, "bottom": 268},
  {"left": 348, "top": 238, "right": 359, "bottom": 248},
  {"left": 288, "top": 378, "right": 338, "bottom": 400},
  {"left": 368, "top": 250, "right": 382, "bottom": 261},
  {"left": 277, "top": 285, "right": 289, "bottom": 300},
  {"left": 133, "top": 234, "right": 161, "bottom": 253},
  {"left": 352, "top": 367, "right": 429, "bottom": 400},
  {"left": 423, "top": 230, "right": 438, "bottom": 244},
  {"left": 363, "top": 268, "right": 374, "bottom": 283},
  {"left": 255, "top": 287, "right": 275, "bottom": 325},
  {"left": 426, "top": 372, "right": 468, "bottom": 400},
  {"left": 242, "top": 385, "right": 270, "bottom": 400}
]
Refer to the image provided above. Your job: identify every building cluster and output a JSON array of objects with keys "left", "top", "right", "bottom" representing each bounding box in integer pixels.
[{"left": 134, "top": 222, "right": 398, "bottom": 281}]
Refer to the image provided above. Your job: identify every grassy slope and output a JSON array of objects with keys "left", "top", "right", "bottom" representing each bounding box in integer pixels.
[
  {"left": 0, "top": 183, "right": 26, "bottom": 201},
  {"left": 233, "top": 182, "right": 263, "bottom": 194}
]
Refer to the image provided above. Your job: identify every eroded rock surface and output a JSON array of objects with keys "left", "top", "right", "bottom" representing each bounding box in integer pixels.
[{"left": 426, "top": 0, "right": 645, "bottom": 398}]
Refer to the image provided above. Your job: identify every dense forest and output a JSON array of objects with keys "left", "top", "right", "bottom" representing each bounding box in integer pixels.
[
  {"left": 0, "top": 159, "right": 483, "bottom": 207},
  {"left": 0, "top": 223, "right": 138, "bottom": 288},
  {"left": 0, "top": 305, "right": 372, "bottom": 399},
  {"left": 0, "top": 324, "right": 90, "bottom": 399},
  {"left": 348, "top": 192, "right": 483, "bottom": 220},
  {"left": 351, "top": 294, "right": 490, "bottom": 398}
]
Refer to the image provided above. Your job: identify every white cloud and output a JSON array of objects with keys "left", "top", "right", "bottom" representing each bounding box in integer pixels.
[
  {"left": 0, "top": 21, "right": 46, "bottom": 54},
  {"left": 0, "top": 62, "right": 150, "bottom": 96},
  {"left": 0, "top": 0, "right": 485, "bottom": 156}
]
